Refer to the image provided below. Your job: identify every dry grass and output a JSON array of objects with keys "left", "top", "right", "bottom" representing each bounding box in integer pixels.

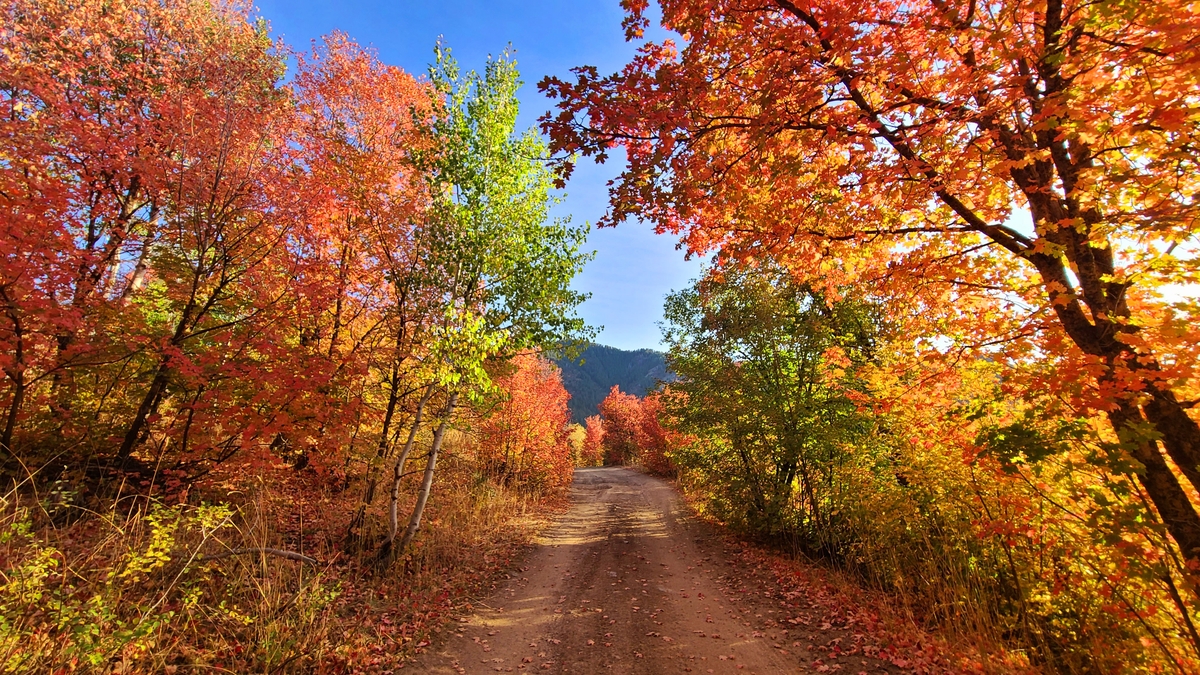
[{"left": 0, "top": 457, "right": 565, "bottom": 674}]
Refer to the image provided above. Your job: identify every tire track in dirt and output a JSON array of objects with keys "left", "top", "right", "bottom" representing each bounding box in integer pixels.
[{"left": 411, "top": 467, "right": 897, "bottom": 674}]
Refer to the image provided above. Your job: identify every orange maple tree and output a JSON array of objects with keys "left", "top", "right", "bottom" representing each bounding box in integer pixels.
[
  {"left": 581, "top": 414, "right": 606, "bottom": 467},
  {"left": 596, "top": 386, "right": 677, "bottom": 475},
  {"left": 597, "top": 385, "right": 644, "bottom": 466},
  {"left": 0, "top": 0, "right": 308, "bottom": 474},
  {"left": 636, "top": 393, "right": 676, "bottom": 477},
  {"left": 476, "top": 353, "right": 575, "bottom": 494},
  {"left": 291, "top": 32, "right": 438, "bottom": 522},
  {"left": 543, "top": 0, "right": 1200, "bottom": 572}
]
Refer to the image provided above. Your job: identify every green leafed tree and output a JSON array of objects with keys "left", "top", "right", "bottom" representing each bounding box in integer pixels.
[
  {"left": 661, "top": 260, "right": 884, "bottom": 548},
  {"left": 380, "top": 45, "right": 595, "bottom": 562}
]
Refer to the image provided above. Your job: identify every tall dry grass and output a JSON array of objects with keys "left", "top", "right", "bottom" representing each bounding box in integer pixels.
[{"left": 0, "top": 444, "right": 561, "bottom": 673}]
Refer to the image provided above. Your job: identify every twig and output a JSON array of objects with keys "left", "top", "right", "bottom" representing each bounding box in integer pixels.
[{"left": 197, "top": 547, "right": 318, "bottom": 565}]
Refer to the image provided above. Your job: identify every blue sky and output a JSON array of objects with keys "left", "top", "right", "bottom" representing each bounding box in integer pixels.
[{"left": 255, "top": 0, "right": 703, "bottom": 351}]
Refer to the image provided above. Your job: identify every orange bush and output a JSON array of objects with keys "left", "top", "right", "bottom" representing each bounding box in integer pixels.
[
  {"left": 597, "top": 386, "right": 677, "bottom": 476},
  {"left": 475, "top": 353, "right": 575, "bottom": 496},
  {"left": 580, "top": 415, "right": 605, "bottom": 467}
]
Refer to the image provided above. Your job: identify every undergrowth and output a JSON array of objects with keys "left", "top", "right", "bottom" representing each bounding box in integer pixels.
[
  {"left": 676, "top": 486, "right": 1042, "bottom": 675},
  {"left": 0, "top": 460, "right": 561, "bottom": 674}
]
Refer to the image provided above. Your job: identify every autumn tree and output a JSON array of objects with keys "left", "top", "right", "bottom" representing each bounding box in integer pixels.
[
  {"left": 377, "top": 46, "right": 593, "bottom": 561},
  {"left": 0, "top": 0, "right": 322, "bottom": 483},
  {"left": 110, "top": 25, "right": 296, "bottom": 472},
  {"left": 636, "top": 392, "right": 676, "bottom": 477},
  {"left": 597, "top": 385, "right": 645, "bottom": 466},
  {"left": 476, "top": 352, "right": 575, "bottom": 495},
  {"left": 0, "top": 0, "right": 231, "bottom": 456},
  {"left": 289, "top": 32, "right": 439, "bottom": 542},
  {"left": 661, "top": 261, "right": 881, "bottom": 538},
  {"left": 580, "top": 415, "right": 606, "bottom": 467},
  {"left": 0, "top": 3, "right": 441, "bottom": 498},
  {"left": 542, "top": 0, "right": 1200, "bottom": 574}
]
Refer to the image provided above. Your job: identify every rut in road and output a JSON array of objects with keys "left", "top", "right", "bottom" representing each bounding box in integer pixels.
[{"left": 412, "top": 467, "right": 901, "bottom": 675}]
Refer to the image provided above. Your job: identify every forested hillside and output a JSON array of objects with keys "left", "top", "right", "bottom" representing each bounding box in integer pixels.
[{"left": 553, "top": 344, "right": 668, "bottom": 422}]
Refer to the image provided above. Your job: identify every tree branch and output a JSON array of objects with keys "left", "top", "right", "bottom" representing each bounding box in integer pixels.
[{"left": 196, "top": 547, "right": 318, "bottom": 565}]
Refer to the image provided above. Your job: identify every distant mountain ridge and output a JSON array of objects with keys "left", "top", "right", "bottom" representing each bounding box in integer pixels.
[{"left": 553, "top": 344, "right": 669, "bottom": 423}]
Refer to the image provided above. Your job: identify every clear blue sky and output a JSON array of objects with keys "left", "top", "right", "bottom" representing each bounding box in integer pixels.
[{"left": 255, "top": 0, "right": 703, "bottom": 351}]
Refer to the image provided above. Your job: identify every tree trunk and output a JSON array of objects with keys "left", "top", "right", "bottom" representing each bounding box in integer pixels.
[
  {"left": 386, "top": 384, "right": 437, "bottom": 545},
  {"left": 377, "top": 362, "right": 404, "bottom": 460},
  {"left": 347, "top": 382, "right": 435, "bottom": 546},
  {"left": 1110, "top": 403, "right": 1200, "bottom": 574},
  {"left": 115, "top": 295, "right": 200, "bottom": 466},
  {"left": 1143, "top": 388, "right": 1200, "bottom": 495},
  {"left": 119, "top": 237, "right": 154, "bottom": 302},
  {"left": 1030, "top": 251, "right": 1200, "bottom": 581},
  {"left": 115, "top": 361, "right": 171, "bottom": 465},
  {"left": 1, "top": 305, "right": 25, "bottom": 468},
  {"left": 382, "top": 391, "right": 457, "bottom": 563},
  {"left": 361, "top": 362, "right": 404, "bottom": 503},
  {"left": 1, "top": 376, "right": 23, "bottom": 468}
]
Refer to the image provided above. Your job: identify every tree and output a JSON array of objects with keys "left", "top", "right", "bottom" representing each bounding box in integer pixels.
[
  {"left": 476, "top": 352, "right": 575, "bottom": 495},
  {"left": 542, "top": 0, "right": 1200, "bottom": 574},
  {"left": 110, "top": 21, "right": 293, "bottom": 470},
  {"left": 598, "top": 385, "right": 644, "bottom": 466},
  {"left": 291, "top": 32, "right": 436, "bottom": 540},
  {"left": 638, "top": 393, "right": 677, "bottom": 478},
  {"left": 661, "top": 261, "right": 880, "bottom": 538},
  {"left": 378, "top": 45, "right": 593, "bottom": 561},
  {"left": 581, "top": 415, "right": 605, "bottom": 467},
  {"left": 0, "top": 0, "right": 310, "bottom": 480},
  {"left": 0, "top": 0, "right": 191, "bottom": 451}
]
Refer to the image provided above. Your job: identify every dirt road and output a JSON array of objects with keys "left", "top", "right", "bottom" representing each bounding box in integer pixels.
[{"left": 412, "top": 467, "right": 899, "bottom": 675}]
